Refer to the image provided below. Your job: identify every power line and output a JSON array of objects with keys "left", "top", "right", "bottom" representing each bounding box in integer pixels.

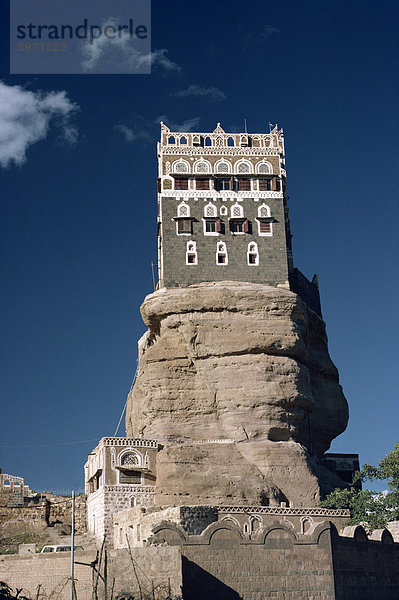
[{"left": 0, "top": 438, "right": 99, "bottom": 449}]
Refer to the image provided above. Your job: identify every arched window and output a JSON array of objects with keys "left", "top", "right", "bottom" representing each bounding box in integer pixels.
[
  {"left": 204, "top": 203, "right": 217, "bottom": 217},
  {"left": 180, "top": 136, "right": 187, "bottom": 145},
  {"left": 220, "top": 205, "right": 228, "bottom": 216},
  {"left": 194, "top": 160, "right": 211, "bottom": 174},
  {"left": 177, "top": 202, "right": 190, "bottom": 217},
  {"left": 250, "top": 517, "right": 262, "bottom": 533},
  {"left": 231, "top": 203, "right": 243, "bottom": 218},
  {"left": 215, "top": 160, "right": 231, "bottom": 174},
  {"left": 301, "top": 517, "right": 313, "bottom": 534},
  {"left": 257, "top": 161, "right": 272, "bottom": 174},
  {"left": 186, "top": 241, "right": 197, "bottom": 265},
  {"left": 227, "top": 137, "right": 235, "bottom": 147},
  {"left": 238, "top": 162, "right": 250, "bottom": 173},
  {"left": 216, "top": 242, "right": 228, "bottom": 265},
  {"left": 258, "top": 204, "right": 270, "bottom": 218},
  {"left": 235, "top": 160, "right": 252, "bottom": 174},
  {"left": 173, "top": 160, "right": 189, "bottom": 174},
  {"left": 204, "top": 137, "right": 212, "bottom": 146},
  {"left": 121, "top": 452, "right": 141, "bottom": 466},
  {"left": 168, "top": 136, "right": 176, "bottom": 144},
  {"left": 192, "top": 134, "right": 202, "bottom": 146},
  {"left": 247, "top": 242, "right": 259, "bottom": 266},
  {"left": 257, "top": 204, "right": 273, "bottom": 236}
]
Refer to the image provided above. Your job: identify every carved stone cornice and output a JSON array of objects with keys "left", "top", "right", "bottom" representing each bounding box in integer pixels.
[
  {"left": 161, "top": 147, "right": 282, "bottom": 157},
  {"left": 160, "top": 191, "right": 284, "bottom": 200}
]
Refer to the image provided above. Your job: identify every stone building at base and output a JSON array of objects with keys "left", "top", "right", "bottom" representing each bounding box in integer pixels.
[{"left": 85, "top": 437, "right": 158, "bottom": 544}]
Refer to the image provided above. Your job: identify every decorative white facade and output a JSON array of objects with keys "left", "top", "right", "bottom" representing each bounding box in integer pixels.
[{"left": 85, "top": 437, "right": 159, "bottom": 545}]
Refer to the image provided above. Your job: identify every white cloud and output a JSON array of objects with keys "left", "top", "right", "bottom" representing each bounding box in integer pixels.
[
  {"left": 114, "top": 124, "right": 151, "bottom": 143},
  {"left": 174, "top": 85, "right": 226, "bottom": 101},
  {"left": 155, "top": 115, "right": 201, "bottom": 132},
  {"left": 146, "top": 49, "right": 181, "bottom": 72},
  {"left": 81, "top": 18, "right": 180, "bottom": 73},
  {"left": 115, "top": 115, "right": 200, "bottom": 144},
  {"left": 0, "top": 82, "right": 78, "bottom": 168}
]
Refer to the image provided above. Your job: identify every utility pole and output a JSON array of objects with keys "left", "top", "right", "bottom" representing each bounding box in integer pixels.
[{"left": 70, "top": 490, "right": 75, "bottom": 600}]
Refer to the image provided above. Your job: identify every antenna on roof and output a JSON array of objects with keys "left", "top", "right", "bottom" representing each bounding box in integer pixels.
[{"left": 244, "top": 118, "right": 248, "bottom": 134}]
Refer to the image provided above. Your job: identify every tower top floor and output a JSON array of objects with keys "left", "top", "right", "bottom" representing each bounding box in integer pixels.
[{"left": 158, "top": 121, "right": 285, "bottom": 158}]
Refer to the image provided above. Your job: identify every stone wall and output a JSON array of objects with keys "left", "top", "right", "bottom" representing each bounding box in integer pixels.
[
  {"left": 331, "top": 525, "right": 399, "bottom": 599},
  {"left": 289, "top": 268, "right": 322, "bottom": 317},
  {"left": 152, "top": 519, "right": 399, "bottom": 600},
  {"left": 160, "top": 196, "right": 289, "bottom": 289},
  {"left": 49, "top": 495, "right": 87, "bottom": 534},
  {"left": 88, "top": 486, "right": 156, "bottom": 547},
  {"left": 0, "top": 550, "right": 94, "bottom": 600},
  {"left": 3, "top": 520, "right": 397, "bottom": 599},
  {"left": 0, "top": 503, "right": 49, "bottom": 534},
  {"left": 113, "top": 505, "right": 350, "bottom": 550},
  {"left": 387, "top": 520, "right": 399, "bottom": 542},
  {"left": 0, "top": 548, "right": 182, "bottom": 600},
  {"left": 0, "top": 495, "right": 86, "bottom": 535}
]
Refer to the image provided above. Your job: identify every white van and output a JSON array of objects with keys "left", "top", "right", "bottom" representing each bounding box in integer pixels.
[{"left": 40, "top": 545, "right": 83, "bottom": 553}]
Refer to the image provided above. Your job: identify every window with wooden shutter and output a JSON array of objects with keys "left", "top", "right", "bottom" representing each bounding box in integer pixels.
[
  {"left": 215, "top": 219, "right": 222, "bottom": 233},
  {"left": 175, "top": 178, "right": 188, "bottom": 190},
  {"left": 196, "top": 178, "right": 210, "bottom": 190},
  {"left": 260, "top": 221, "right": 271, "bottom": 234},
  {"left": 243, "top": 219, "right": 249, "bottom": 233},
  {"left": 259, "top": 178, "right": 271, "bottom": 191},
  {"left": 177, "top": 219, "right": 192, "bottom": 234},
  {"left": 238, "top": 178, "right": 251, "bottom": 191}
]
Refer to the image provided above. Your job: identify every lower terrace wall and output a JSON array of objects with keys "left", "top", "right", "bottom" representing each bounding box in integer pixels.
[
  {"left": 0, "top": 547, "right": 182, "bottom": 600},
  {"left": 331, "top": 526, "right": 399, "bottom": 600},
  {"left": 152, "top": 519, "right": 399, "bottom": 600},
  {"left": 0, "top": 551, "right": 94, "bottom": 600}
]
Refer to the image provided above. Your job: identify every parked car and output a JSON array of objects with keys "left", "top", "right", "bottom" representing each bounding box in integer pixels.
[{"left": 40, "top": 545, "right": 83, "bottom": 553}]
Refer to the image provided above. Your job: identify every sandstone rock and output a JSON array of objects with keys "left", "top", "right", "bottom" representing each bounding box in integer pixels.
[{"left": 126, "top": 282, "right": 348, "bottom": 507}]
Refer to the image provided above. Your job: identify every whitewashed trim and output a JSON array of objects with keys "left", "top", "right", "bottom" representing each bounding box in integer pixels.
[{"left": 162, "top": 190, "right": 283, "bottom": 199}]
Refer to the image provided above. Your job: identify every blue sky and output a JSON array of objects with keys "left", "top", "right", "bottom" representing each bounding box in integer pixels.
[{"left": 0, "top": 0, "right": 398, "bottom": 494}]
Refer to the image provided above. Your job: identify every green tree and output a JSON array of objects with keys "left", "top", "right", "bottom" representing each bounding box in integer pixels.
[{"left": 320, "top": 444, "right": 399, "bottom": 532}]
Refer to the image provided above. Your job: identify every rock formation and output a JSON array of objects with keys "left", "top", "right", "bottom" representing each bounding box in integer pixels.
[{"left": 126, "top": 281, "right": 349, "bottom": 507}]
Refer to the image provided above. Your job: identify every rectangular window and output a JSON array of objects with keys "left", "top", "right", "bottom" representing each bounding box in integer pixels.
[
  {"left": 259, "top": 179, "right": 271, "bottom": 191},
  {"left": 205, "top": 220, "right": 217, "bottom": 233},
  {"left": 238, "top": 178, "right": 251, "bottom": 191},
  {"left": 196, "top": 178, "right": 210, "bottom": 190},
  {"left": 231, "top": 221, "right": 243, "bottom": 233},
  {"left": 187, "top": 253, "right": 196, "bottom": 264},
  {"left": 217, "top": 254, "right": 226, "bottom": 264},
  {"left": 248, "top": 253, "right": 257, "bottom": 264},
  {"left": 215, "top": 178, "right": 231, "bottom": 191},
  {"left": 177, "top": 220, "right": 192, "bottom": 234},
  {"left": 259, "top": 221, "right": 271, "bottom": 234}
]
